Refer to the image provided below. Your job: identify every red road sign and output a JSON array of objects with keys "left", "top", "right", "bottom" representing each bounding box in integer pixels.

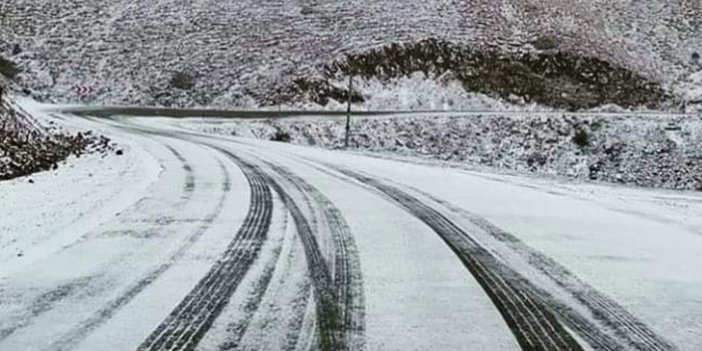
[{"left": 74, "top": 85, "right": 94, "bottom": 95}]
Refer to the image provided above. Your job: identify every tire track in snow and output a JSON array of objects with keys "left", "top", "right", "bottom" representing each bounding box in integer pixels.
[
  {"left": 44, "top": 151, "right": 231, "bottom": 351},
  {"left": 163, "top": 145, "right": 196, "bottom": 201},
  {"left": 214, "top": 212, "right": 314, "bottom": 351},
  {"left": 111, "top": 123, "right": 342, "bottom": 350},
  {"left": 0, "top": 277, "right": 94, "bottom": 342},
  {"left": 224, "top": 155, "right": 345, "bottom": 351},
  {"left": 135, "top": 148, "right": 273, "bottom": 351},
  {"left": 264, "top": 171, "right": 343, "bottom": 351},
  {"left": 213, "top": 212, "right": 289, "bottom": 351},
  {"left": 215, "top": 151, "right": 345, "bottom": 351},
  {"left": 324, "top": 165, "right": 583, "bottom": 351},
  {"left": 0, "top": 142, "right": 199, "bottom": 345},
  {"left": 183, "top": 141, "right": 360, "bottom": 350},
  {"left": 260, "top": 161, "right": 365, "bottom": 351},
  {"left": 299, "top": 157, "right": 676, "bottom": 351},
  {"left": 412, "top": 188, "right": 679, "bottom": 351},
  {"left": 190, "top": 134, "right": 660, "bottom": 351}
]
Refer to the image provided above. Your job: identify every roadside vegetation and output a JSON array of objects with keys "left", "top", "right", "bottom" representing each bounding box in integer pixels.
[
  {"left": 170, "top": 71, "right": 195, "bottom": 90},
  {"left": 192, "top": 114, "right": 702, "bottom": 191},
  {"left": 270, "top": 129, "right": 291, "bottom": 142},
  {"left": 0, "top": 54, "right": 18, "bottom": 80},
  {"left": 292, "top": 39, "right": 669, "bottom": 111}
]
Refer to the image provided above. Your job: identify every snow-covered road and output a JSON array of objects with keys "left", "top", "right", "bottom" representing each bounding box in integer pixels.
[{"left": 1, "top": 110, "right": 701, "bottom": 351}]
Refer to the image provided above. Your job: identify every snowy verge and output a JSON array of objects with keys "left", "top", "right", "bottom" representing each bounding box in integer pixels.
[
  {"left": 1, "top": 98, "right": 160, "bottom": 274},
  {"left": 181, "top": 113, "right": 702, "bottom": 191},
  {"left": 0, "top": 139, "right": 159, "bottom": 275}
]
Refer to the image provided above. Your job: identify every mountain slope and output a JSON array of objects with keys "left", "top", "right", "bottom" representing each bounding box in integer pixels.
[{"left": 1, "top": 0, "right": 700, "bottom": 109}]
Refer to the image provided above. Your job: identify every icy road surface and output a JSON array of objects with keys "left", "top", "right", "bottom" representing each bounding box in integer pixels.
[{"left": 1, "top": 109, "right": 702, "bottom": 351}]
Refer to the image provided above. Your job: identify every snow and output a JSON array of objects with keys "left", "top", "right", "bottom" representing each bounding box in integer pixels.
[
  {"left": 0, "top": 101, "right": 158, "bottom": 276},
  {"left": 0, "top": 148, "right": 155, "bottom": 276},
  {"left": 266, "top": 155, "right": 521, "bottom": 350},
  {"left": 0, "top": 109, "right": 255, "bottom": 350},
  {"left": 222, "top": 133, "right": 702, "bottom": 350},
  {"left": 1, "top": 0, "right": 700, "bottom": 108},
  {"left": 67, "top": 146, "right": 252, "bottom": 351},
  {"left": 178, "top": 112, "right": 702, "bottom": 191},
  {"left": 677, "top": 70, "right": 702, "bottom": 112},
  {"left": 194, "top": 196, "right": 309, "bottom": 351},
  {"left": 326, "top": 72, "right": 551, "bottom": 112},
  {"left": 3, "top": 109, "right": 702, "bottom": 350}
]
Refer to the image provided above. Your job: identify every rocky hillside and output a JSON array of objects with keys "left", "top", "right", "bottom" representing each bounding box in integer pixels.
[
  {"left": 1, "top": 0, "right": 700, "bottom": 110},
  {"left": 0, "top": 94, "right": 114, "bottom": 180}
]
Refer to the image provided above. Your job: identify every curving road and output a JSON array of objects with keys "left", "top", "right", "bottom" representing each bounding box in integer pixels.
[{"left": 1, "top": 109, "right": 702, "bottom": 351}]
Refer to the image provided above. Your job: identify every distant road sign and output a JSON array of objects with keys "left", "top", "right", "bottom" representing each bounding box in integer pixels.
[{"left": 74, "top": 85, "right": 94, "bottom": 96}]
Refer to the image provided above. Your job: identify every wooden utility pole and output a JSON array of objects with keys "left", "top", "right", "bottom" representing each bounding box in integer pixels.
[
  {"left": 277, "top": 88, "right": 282, "bottom": 114},
  {"left": 345, "top": 75, "right": 353, "bottom": 148}
]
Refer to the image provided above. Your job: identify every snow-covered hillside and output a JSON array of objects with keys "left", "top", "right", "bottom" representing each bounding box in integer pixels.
[{"left": 1, "top": 0, "right": 700, "bottom": 109}]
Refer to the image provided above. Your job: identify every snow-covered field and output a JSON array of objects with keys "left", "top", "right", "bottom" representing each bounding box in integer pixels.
[
  {"left": 1, "top": 0, "right": 701, "bottom": 109},
  {"left": 2, "top": 104, "right": 701, "bottom": 351}
]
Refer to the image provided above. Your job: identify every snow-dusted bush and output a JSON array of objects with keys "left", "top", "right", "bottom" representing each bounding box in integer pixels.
[
  {"left": 270, "top": 129, "right": 291, "bottom": 142},
  {"left": 170, "top": 71, "right": 195, "bottom": 90},
  {"left": 572, "top": 128, "right": 590, "bottom": 148},
  {"left": 0, "top": 55, "right": 18, "bottom": 80},
  {"left": 676, "top": 71, "right": 702, "bottom": 112}
]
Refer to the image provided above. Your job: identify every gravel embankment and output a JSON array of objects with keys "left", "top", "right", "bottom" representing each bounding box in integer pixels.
[
  {"left": 192, "top": 114, "right": 702, "bottom": 191},
  {"left": 0, "top": 96, "right": 116, "bottom": 180}
]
